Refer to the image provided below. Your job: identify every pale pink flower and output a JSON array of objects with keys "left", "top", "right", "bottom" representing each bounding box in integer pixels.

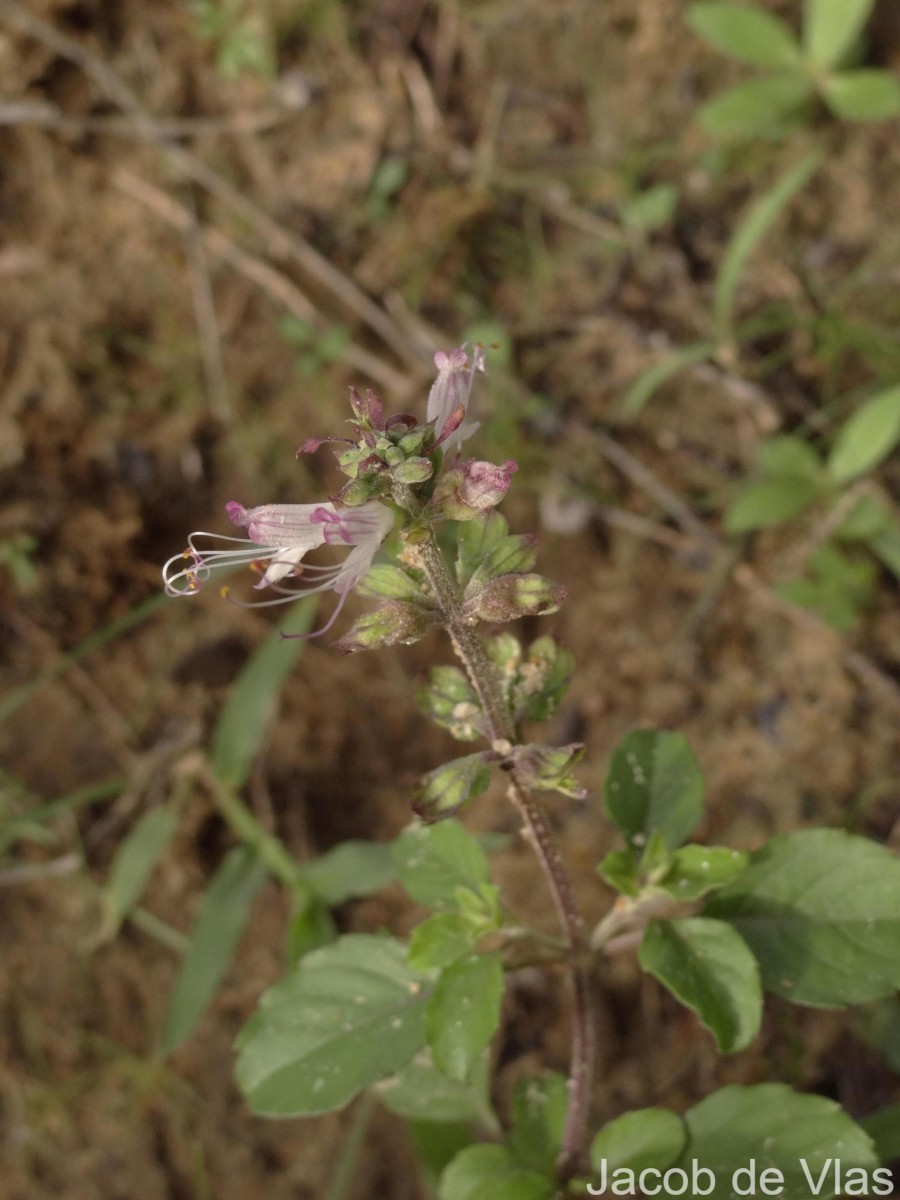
[
  {"left": 163, "top": 499, "right": 394, "bottom": 634},
  {"left": 426, "top": 345, "right": 485, "bottom": 455}
]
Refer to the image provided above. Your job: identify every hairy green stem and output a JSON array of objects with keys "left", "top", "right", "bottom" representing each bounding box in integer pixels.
[{"left": 418, "top": 534, "right": 595, "bottom": 1178}]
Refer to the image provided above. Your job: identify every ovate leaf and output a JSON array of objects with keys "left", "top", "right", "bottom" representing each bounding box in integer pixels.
[
  {"left": 300, "top": 840, "right": 396, "bottom": 905},
  {"left": 413, "top": 754, "right": 493, "bottom": 823},
  {"left": 805, "top": 0, "right": 877, "bottom": 68},
  {"left": 162, "top": 846, "right": 267, "bottom": 1054},
  {"left": 621, "top": 184, "right": 679, "bottom": 233},
  {"left": 235, "top": 935, "right": 430, "bottom": 1115},
  {"left": 705, "top": 829, "right": 900, "bottom": 1005},
  {"left": 392, "top": 819, "right": 491, "bottom": 911},
  {"left": 679, "top": 1083, "right": 877, "bottom": 1199},
  {"left": 659, "top": 845, "right": 749, "bottom": 902},
  {"left": 823, "top": 69, "right": 900, "bottom": 120},
  {"left": 590, "top": 1108, "right": 686, "bottom": 1176},
  {"left": 639, "top": 917, "right": 762, "bottom": 1053},
  {"left": 508, "top": 1074, "right": 569, "bottom": 1174},
  {"left": 409, "top": 913, "right": 484, "bottom": 971},
  {"left": 357, "top": 564, "right": 427, "bottom": 602},
  {"left": 758, "top": 434, "right": 822, "bottom": 481},
  {"left": 377, "top": 1052, "right": 494, "bottom": 1124},
  {"left": 698, "top": 74, "right": 812, "bottom": 139},
  {"left": 827, "top": 384, "right": 900, "bottom": 485},
  {"left": 439, "top": 1144, "right": 555, "bottom": 1200},
  {"left": 861, "top": 1104, "right": 900, "bottom": 1164},
  {"left": 725, "top": 477, "right": 820, "bottom": 533},
  {"left": 426, "top": 953, "right": 504, "bottom": 1082},
  {"left": 688, "top": 3, "right": 801, "bottom": 68},
  {"left": 604, "top": 730, "right": 704, "bottom": 852}
]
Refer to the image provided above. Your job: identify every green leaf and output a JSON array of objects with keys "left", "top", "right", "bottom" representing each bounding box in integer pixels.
[
  {"left": 705, "top": 828, "right": 900, "bottom": 1005},
  {"left": 598, "top": 849, "right": 642, "bottom": 898},
  {"left": 356, "top": 564, "right": 426, "bottom": 602},
  {"left": 590, "top": 1108, "right": 687, "bottom": 1175},
  {"left": 639, "top": 917, "right": 762, "bottom": 1053},
  {"left": 659, "top": 845, "right": 749, "bottom": 901},
  {"left": 688, "top": 3, "right": 801, "bottom": 68},
  {"left": 456, "top": 513, "right": 537, "bottom": 591},
  {"left": 509, "top": 636, "right": 575, "bottom": 723},
  {"left": 758, "top": 434, "right": 822, "bottom": 481},
  {"left": 409, "top": 913, "right": 484, "bottom": 970},
  {"left": 679, "top": 1083, "right": 878, "bottom": 1199},
  {"left": 392, "top": 820, "right": 492, "bottom": 911},
  {"left": 464, "top": 574, "right": 566, "bottom": 624},
  {"left": 869, "top": 520, "right": 900, "bottom": 581},
  {"left": 210, "top": 600, "right": 315, "bottom": 787},
  {"left": 410, "top": 1121, "right": 480, "bottom": 1191},
  {"left": 426, "top": 953, "right": 504, "bottom": 1082},
  {"left": 827, "top": 384, "right": 900, "bottom": 484},
  {"left": 715, "top": 151, "right": 821, "bottom": 335},
  {"left": 508, "top": 1074, "right": 569, "bottom": 1174},
  {"left": 332, "top": 599, "right": 438, "bottom": 653},
  {"left": 284, "top": 896, "right": 336, "bottom": 962},
  {"left": 235, "top": 935, "right": 430, "bottom": 1115},
  {"left": 725, "top": 477, "right": 820, "bottom": 533},
  {"left": 604, "top": 730, "right": 704, "bottom": 853},
  {"left": 823, "top": 69, "right": 900, "bottom": 120},
  {"left": 377, "top": 1052, "right": 495, "bottom": 1124},
  {"left": 857, "top": 996, "right": 900, "bottom": 1073},
  {"left": 102, "top": 806, "right": 177, "bottom": 935},
  {"left": 777, "top": 544, "right": 876, "bottom": 631},
  {"left": 439, "top": 1145, "right": 556, "bottom": 1200},
  {"left": 509, "top": 742, "right": 586, "bottom": 799},
  {"left": 861, "top": 1103, "right": 900, "bottom": 1163},
  {"left": 619, "top": 341, "right": 717, "bottom": 420},
  {"left": 418, "top": 666, "right": 485, "bottom": 742},
  {"left": 836, "top": 494, "right": 891, "bottom": 542},
  {"left": 301, "top": 840, "right": 396, "bottom": 905},
  {"left": 414, "top": 755, "right": 493, "bottom": 823},
  {"left": 805, "top": 0, "right": 877, "bottom": 68},
  {"left": 621, "top": 184, "right": 679, "bottom": 233},
  {"left": 162, "top": 846, "right": 267, "bottom": 1054},
  {"left": 698, "top": 73, "right": 813, "bottom": 139}
]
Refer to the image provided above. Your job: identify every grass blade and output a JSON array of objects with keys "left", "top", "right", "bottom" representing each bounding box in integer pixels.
[
  {"left": 714, "top": 152, "right": 821, "bottom": 340},
  {"left": 102, "top": 806, "right": 178, "bottom": 936},
  {"left": 619, "top": 341, "right": 717, "bottom": 419},
  {"left": 161, "top": 845, "right": 267, "bottom": 1055},
  {"left": 211, "top": 599, "right": 316, "bottom": 788}
]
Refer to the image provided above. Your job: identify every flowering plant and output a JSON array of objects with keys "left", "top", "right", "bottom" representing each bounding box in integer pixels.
[{"left": 161, "top": 348, "right": 900, "bottom": 1198}]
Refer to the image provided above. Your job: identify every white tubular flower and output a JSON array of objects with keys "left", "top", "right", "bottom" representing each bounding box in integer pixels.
[
  {"left": 426, "top": 345, "right": 485, "bottom": 455},
  {"left": 162, "top": 499, "right": 394, "bottom": 635}
]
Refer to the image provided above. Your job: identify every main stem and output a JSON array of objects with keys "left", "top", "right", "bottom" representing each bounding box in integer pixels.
[{"left": 418, "top": 534, "right": 595, "bottom": 1178}]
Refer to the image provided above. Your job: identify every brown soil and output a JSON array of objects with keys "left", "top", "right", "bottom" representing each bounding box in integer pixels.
[{"left": 1, "top": 1, "right": 898, "bottom": 1198}]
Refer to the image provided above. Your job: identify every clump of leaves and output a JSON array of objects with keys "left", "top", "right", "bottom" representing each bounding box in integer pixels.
[{"left": 688, "top": 0, "right": 900, "bottom": 137}]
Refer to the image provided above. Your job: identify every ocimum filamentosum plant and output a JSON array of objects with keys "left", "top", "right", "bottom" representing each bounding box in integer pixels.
[{"left": 162, "top": 349, "right": 900, "bottom": 1199}]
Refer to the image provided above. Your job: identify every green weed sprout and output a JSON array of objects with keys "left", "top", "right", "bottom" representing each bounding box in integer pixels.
[
  {"left": 688, "top": 0, "right": 900, "bottom": 137},
  {"left": 157, "top": 350, "right": 900, "bottom": 1196},
  {"left": 725, "top": 384, "right": 900, "bottom": 628}
]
